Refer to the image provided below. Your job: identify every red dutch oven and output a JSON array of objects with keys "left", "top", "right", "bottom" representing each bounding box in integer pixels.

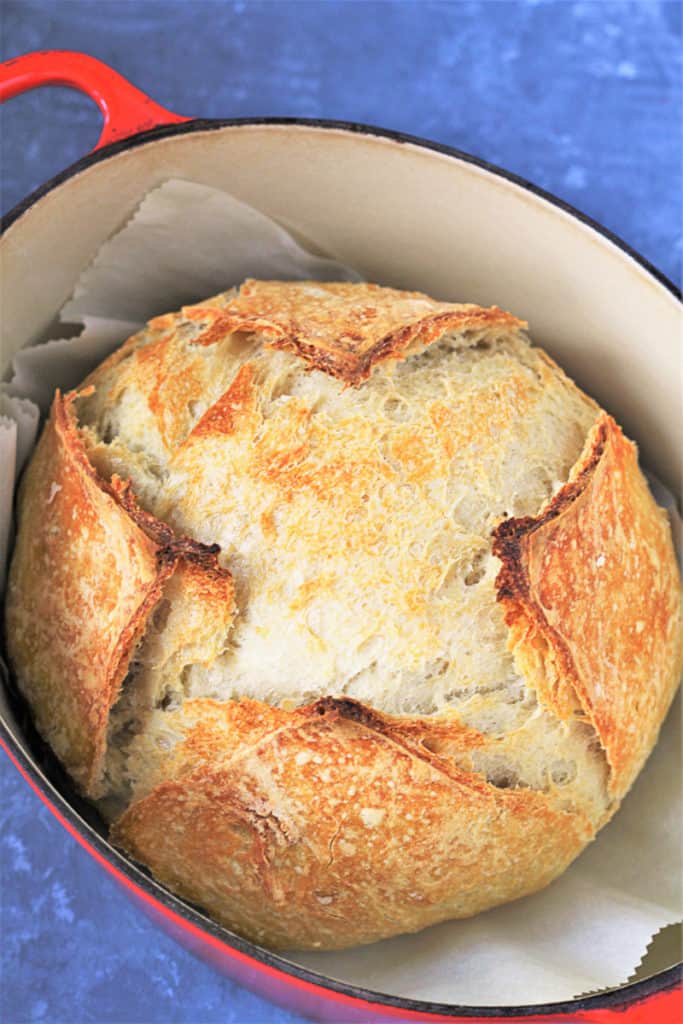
[{"left": 1, "top": 50, "right": 681, "bottom": 1024}]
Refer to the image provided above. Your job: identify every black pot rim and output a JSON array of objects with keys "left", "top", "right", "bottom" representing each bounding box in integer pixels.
[{"left": 1, "top": 114, "right": 680, "bottom": 1018}]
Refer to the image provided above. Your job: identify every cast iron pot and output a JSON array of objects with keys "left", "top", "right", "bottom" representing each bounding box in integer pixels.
[{"left": 0, "top": 50, "right": 681, "bottom": 1024}]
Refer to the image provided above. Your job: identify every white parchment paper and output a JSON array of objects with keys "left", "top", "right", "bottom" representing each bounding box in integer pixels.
[{"left": 1, "top": 179, "right": 680, "bottom": 1006}]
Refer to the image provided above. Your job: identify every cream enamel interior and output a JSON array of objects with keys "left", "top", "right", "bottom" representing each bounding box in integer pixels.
[{"left": 1, "top": 123, "right": 681, "bottom": 495}]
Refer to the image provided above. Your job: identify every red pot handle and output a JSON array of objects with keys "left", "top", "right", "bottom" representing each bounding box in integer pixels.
[{"left": 0, "top": 50, "right": 190, "bottom": 150}]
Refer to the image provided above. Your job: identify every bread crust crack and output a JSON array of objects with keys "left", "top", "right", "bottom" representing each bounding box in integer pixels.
[
  {"left": 187, "top": 280, "right": 525, "bottom": 385},
  {"left": 493, "top": 413, "right": 683, "bottom": 798}
]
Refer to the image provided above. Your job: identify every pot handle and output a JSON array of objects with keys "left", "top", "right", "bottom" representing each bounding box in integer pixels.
[{"left": 0, "top": 50, "right": 190, "bottom": 150}]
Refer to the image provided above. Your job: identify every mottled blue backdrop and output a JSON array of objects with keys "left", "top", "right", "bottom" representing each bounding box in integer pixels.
[{"left": 1, "top": 2, "right": 681, "bottom": 1023}]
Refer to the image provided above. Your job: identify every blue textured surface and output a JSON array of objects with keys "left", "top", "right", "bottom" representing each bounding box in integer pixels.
[{"left": 1, "top": 2, "right": 681, "bottom": 1022}]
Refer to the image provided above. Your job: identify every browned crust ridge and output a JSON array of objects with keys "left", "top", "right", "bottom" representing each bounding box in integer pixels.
[
  {"left": 5, "top": 389, "right": 234, "bottom": 795},
  {"left": 112, "top": 694, "right": 593, "bottom": 950},
  {"left": 493, "top": 412, "right": 683, "bottom": 799},
  {"left": 186, "top": 280, "right": 525, "bottom": 385}
]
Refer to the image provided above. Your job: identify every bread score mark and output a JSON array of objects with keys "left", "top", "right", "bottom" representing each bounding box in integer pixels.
[
  {"left": 112, "top": 693, "right": 594, "bottom": 950},
  {"left": 184, "top": 280, "right": 526, "bottom": 385},
  {"left": 493, "top": 412, "right": 683, "bottom": 799},
  {"left": 6, "top": 389, "right": 234, "bottom": 796}
]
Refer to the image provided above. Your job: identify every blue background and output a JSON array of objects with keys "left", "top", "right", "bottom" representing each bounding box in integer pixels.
[{"left": 1, "top": 2, "right": 681, "bottom": 1022}]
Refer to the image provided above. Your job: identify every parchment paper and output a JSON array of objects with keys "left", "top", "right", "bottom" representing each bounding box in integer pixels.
[{"left": 1, "top": 179, "right": 680, "bottom": 1006}]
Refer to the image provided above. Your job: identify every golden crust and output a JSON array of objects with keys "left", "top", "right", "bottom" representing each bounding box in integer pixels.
[
  {"left": 113, "top": 696, "right": 592, "bottom": 950},
  {"left": 6, "top": 391, "right": 234, "bottom": 796},
  {"left": 185, "top": 279, "right": 525, "bottom": 384},
  {"left": 493, "top": 414, "right": 683, "bottom": 799},
  {"left": 5, "top": 391, "right": 165, "bottom": 793},
  {"left": 184, "top": 362, "right": 258, "bottom": 443}
]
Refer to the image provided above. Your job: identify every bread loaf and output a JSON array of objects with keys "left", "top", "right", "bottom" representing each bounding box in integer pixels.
[{"left": 6, "top": 280, "right": 682, "bottom": 950}]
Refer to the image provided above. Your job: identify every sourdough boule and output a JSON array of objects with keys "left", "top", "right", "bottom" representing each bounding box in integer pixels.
[{"left": 6, "top": 280, "right": 682, "bottom": 950}]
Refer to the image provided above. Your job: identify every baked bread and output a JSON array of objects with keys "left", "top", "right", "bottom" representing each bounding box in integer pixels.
[{"left": 6, "top": 280, "right": 682, "bottom": 950}]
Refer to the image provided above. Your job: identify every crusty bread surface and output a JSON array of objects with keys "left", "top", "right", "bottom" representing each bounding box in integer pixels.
[{"left": 6, "top": 280, "right": 682, "bottom": 950}]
